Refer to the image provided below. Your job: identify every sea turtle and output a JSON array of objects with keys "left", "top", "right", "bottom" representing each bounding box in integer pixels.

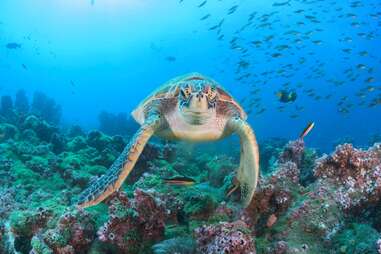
[{"left": 77, "top": 72, "right": 259, "bottom": 208}]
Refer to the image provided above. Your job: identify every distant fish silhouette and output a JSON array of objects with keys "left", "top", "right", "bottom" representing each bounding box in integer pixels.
[
  {"left": 272, "top": 0, "right": 291, "bottom": 7},
  {"left": 200, "top": 14, "right": 211, "bottom": 20},
  {"left": 165, "top": 56, "right": 176, "bottom": 62},
  {"left": 227, "top": 5, "right": 238, "bottom": 15},
  {"left": 198, "top": 0, "right": 207, "bottom": 8},
  {"left": 6, "top": 43, "right": 21, "bottom": 49},
  {"left": 276, "top": 89, "right": 297, "bottom": 103}
]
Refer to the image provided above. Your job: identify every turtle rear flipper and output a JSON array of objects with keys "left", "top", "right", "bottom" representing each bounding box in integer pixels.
[
  {"left": 228, "top": 117, "right": 259, "bottom": 207},
  {"left": 77, "top": 116, "right": 161, "bottom": 208}
]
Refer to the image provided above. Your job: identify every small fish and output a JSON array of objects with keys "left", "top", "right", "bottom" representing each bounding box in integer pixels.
[
  {"left": 356, "top": 64, "right": 367, "bottom": 70},
  {"left": 227, "top": 5, "right": 238, "bottom": 15},
  {"left": 299, "top": 122, "right": 315, "bottom": 139},
  {"left": 226, "top": 184, "right": 239, "bottom": 197},
  {"left": 365, "top": 77, "right": 375, "bottom": 83},
  {"left": 163, "top": 176, "right": 196, "bottom": 186},
  {"left": 165, "top": 56, "right": 176, "bottom": 62},
  {"left": 275, "top": 45, "right": 290, "bottom": 51},
  {"left": 209, "top": 24, "right": 219, "bottom": 30},
  {"left": 6, "top": 42, "right": 21, "bottom": 49},
  {"left": 200, "top": 14, "right": 211, "bottom": 20},
  {"left": 272, "top": 0, "right": 291, "bottom": 7},
  {"left": 21, "top": 64, "right": 27, "bottom": 70},
  {"left": 271, "top": 53, "right": 282, "bottom": 58},
  {"left": 276, "top": 89, "right": 297, "bottom": 103},
  {"left": 197, "top": 0, "right": 207, "bottom": 8}
]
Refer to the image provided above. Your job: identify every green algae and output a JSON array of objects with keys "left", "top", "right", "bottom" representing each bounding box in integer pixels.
[
  {"left": 333, "top": 223, "right": 379, "bottom": 254},
  {"left": 30, "top": 236, "right": 53, "bottom": 254}
]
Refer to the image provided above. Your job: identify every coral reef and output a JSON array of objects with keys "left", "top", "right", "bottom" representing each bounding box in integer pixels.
[
  {"left": 97, "top": 189, "right": 165, "bottom": 253},
  {"left": 31, "top": 209, "right": 96, "bottom": 254},
  {"left": 1, "top": 95, "right": 14, "bottom": 117},
  {"left": 314, "top": 143, "right": 381, "bottom": 211},
  {"left": 31, "top": 91, "right": 62, "bottom": 125},
  {"left": 333, "top": 223, "right": 380, "bottom": 254},
  {"left": 195, "top": 220, "right": 256, "bottom": 254},
  {"left": 1, "top": 90, "right": 381, "bottom": 253},
  {"left": 15, "top": 89, "right": 30, "bottom": 114},
  {"left": 10, "top": 208, "right": 52, "bottom": 253}
]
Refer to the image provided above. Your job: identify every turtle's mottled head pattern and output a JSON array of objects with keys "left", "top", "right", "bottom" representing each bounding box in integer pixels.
[{"left": 177, "top": 76, "right": 218, "bottom": 125}]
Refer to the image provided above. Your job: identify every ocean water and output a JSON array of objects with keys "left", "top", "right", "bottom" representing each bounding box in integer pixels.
[
  {"left": 0, "top": 0, "right": 381, "bottom": 253},
  {"left": 1, "top": 0, "right": 380, "bottom": 150}
]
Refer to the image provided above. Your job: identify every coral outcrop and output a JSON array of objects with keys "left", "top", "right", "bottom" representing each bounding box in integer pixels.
[
  {"left": 32, "top": 209, "right": 96, "bottom": 254},
  {"left": 1, "top": 89, "right": 381, "bottom": 253},
  {"left": 314, "top": 143, "right": 381, "bottom": 211},
  {"left": 98, "top": 189, "right": 165, "bottom": 253},
  {"left": 195, "top": 220, "right": 256, "bottom": 254}
]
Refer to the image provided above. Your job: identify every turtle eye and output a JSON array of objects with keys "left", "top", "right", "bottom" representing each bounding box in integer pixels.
[
  {"left": 181, "top": 85, "right": 192, "bottom": 99},
  {"left": 206, "top": 86, "right": 217, "bottom": 101}
]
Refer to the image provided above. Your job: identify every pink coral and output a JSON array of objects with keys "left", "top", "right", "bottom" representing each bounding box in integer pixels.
[
  {"left": 97, "top": 189, "right": 165, "bottom": 253},
  {"left": 42, "top": 209, "right": 95, "bottom": 254},
  {"left": 279, "top": 139, "right": 305, "bottom": 168},
  {"left": 242, "top": 161, "right": 300, "bottom": 230},
  {"left": 195, "top": 220, "right": 256, "bottom": 254},
  {"left": 314, "top": 143, "right": 381, "bottom": 210}
]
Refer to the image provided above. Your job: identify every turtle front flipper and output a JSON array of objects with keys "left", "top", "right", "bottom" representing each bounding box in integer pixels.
[
  {"left": 76, "top": 115, "right": 162, "bottom": 208},
  {"left": 227, "top": 117, "right": 259, "bottom": 207}
]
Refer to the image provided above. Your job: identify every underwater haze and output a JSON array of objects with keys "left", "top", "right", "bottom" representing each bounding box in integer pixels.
[
  {"left": 1, "top": 0, "right": 380, "bottom": 151},
  {"left": 2, "top": 1, "right": 381, "bottom": 254}
]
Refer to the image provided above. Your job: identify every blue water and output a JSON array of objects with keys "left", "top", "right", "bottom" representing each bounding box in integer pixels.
[{"left": 0, "top": 0, "right": 380, "bottom": 152}]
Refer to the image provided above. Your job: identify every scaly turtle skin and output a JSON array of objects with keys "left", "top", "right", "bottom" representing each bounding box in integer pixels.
[{"left": 77, "top": 72, "right": 259, "bottom": 208}]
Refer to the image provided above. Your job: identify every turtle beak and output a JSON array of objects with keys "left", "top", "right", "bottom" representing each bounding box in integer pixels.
[{"left": 188, "top": 92, "right": 208, "bottom": 112}]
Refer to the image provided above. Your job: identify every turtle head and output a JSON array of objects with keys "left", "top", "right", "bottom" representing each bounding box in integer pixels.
[{"left": 178, "top": 79, "right": 218, "bottom": 125}]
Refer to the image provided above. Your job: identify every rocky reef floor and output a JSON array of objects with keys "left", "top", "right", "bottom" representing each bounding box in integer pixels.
[{"left": 1, "top": 108, "right": 381, "bottom": 253}]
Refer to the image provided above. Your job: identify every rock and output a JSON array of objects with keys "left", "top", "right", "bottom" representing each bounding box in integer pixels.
[
  {"left": 314, "top": 143, "right": 381, "bottom": 211},
  {"left": 86, "top": 130, "right": 112, "bottom": 152},
  {"left": 23, "top": 115, "right": 58, "bottom": 142},
  {"left": 66, "top": 136, "right": 88, "bottom": 152},
  {"left": 195, "top": 220, "right": 256, "bottom": 254},
  {"left": 98, "top": 189, "right": 165, "bottom": 253},
  {"left": 67, "top": 125, "right": 85, "bottom": 138},
  {"left": 0, "top": 123, "right": 18, "bottom": 142},
  {"left": 36, "top": 209, "right": 96, "bottom": 254}
]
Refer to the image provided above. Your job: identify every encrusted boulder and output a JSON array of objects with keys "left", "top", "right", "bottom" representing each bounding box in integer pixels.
[
  {"left": 32, "top": 209, "right": 96, "bottom": 254},
  {"left": 314, "top": 143, "right": 381, "bottom": 211},
  {"left": 195, "top": 220, "right": 256, "bottom": 254},
  {"left": 98, "top": 189, "right": 165, "bottom": 253}
]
